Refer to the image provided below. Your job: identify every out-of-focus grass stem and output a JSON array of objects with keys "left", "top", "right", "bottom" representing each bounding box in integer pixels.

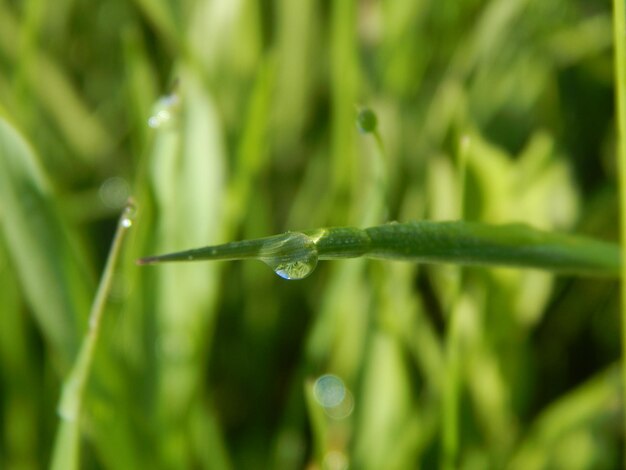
[{"left": 442, "top": 134, "right": 471, "bottom": 470}]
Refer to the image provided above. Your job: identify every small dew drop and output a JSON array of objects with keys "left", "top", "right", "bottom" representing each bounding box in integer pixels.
[
  {"left": 148, "top": 115, "right": 161, "bottom": 129},
  {"left": 119, "top": 200, "right": 137, "bottom": 228},
  {"left": 314, "top": 375, "right": 346, "bottom": 408},
  {"left": 148, "top": 110, "right": 172, "bottom": 128},
  {"left": 356, "top": 107, "right": 378, "bottom": 134},
  {"left": 273, "top": 259, "right": 317, "bottom": 280},
  {"left": 313, "top": 374, "right": 354, "bottom": 419},
  {"left": 99, "top": 176, "right": 130, "bottom": 209},
  {"left": 260, "top": 232, "right": 319, "bottom": 280},
  {"left": 325, "top": 389, "right": 354, "bottom": 419},
  {"left": 148, "top": 93, "right": 180, "bottom": 129}
]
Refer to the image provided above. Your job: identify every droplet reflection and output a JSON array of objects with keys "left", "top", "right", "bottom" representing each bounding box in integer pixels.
[
  {"left": 260, "top": 232, "right": 319, "bottom": 280},
  {"left": 272, "top": 258, "right": 317, "bottom": 280}
]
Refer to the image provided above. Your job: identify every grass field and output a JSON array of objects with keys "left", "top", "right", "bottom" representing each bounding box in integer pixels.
[{"left": 0, "top": 0, "right": 623, "bottom": 468}]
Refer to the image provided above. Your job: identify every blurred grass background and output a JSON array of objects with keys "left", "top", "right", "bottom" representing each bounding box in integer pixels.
[{"left": 0, "top": 0, "right": 623, "bottom": 468}]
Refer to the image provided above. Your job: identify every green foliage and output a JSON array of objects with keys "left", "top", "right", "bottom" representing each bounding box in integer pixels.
[{"left": 0, "top": 0, "right": 621, "bottom": 469}]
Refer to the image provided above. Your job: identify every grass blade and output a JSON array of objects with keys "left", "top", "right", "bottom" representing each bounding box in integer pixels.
[
  {"left": 137, "top": 221, "right": 620, "bottom": 278},
  {"left": 51, "top": 202, "right": 135, "bottom": 470},
  {"left": 0, "top": 115, "right": 93, "bottom": 367}
]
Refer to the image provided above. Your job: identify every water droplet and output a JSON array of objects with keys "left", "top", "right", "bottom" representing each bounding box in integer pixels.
[
  {"left": 119, "top": 200, "right": 137, "bottom": 228},
  {"left": 148, "top": 93, "right": 180, "bottom": 129},
  {"left": 99, "top": 176, "right": 130, "bottom": 209},
  {"left": 260, "top": 232, "right": 318, "bottom": 280},
  {"left": 148, "top": 110, "right": 170, "bottom": 128},
  {"left": 314, "top": 375, "right": 346, "bottom": 408},
  {"left": 272, "top": 258, "right": 317, "bottom": 280},
  {"left": 324, "top": 389, "right": 354, "bottom": 419},
  {"left": 313, "top": 374, "right": 354, "bottom": 419},
  {"left": 356, "top": 107, "right": 378, "bottom": 134}
]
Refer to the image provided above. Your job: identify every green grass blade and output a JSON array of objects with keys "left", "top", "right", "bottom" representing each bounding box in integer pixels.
[
  {"left": 138, "top": 221, "right": 620, "bottom": 278},
  {"left": 0, "top": 115, "right": 93, "bottom": 367}
]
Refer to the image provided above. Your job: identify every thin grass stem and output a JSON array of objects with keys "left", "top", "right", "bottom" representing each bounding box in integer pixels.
[{"left": 50, "top": 201, "right": 136, "bottom": 470}]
